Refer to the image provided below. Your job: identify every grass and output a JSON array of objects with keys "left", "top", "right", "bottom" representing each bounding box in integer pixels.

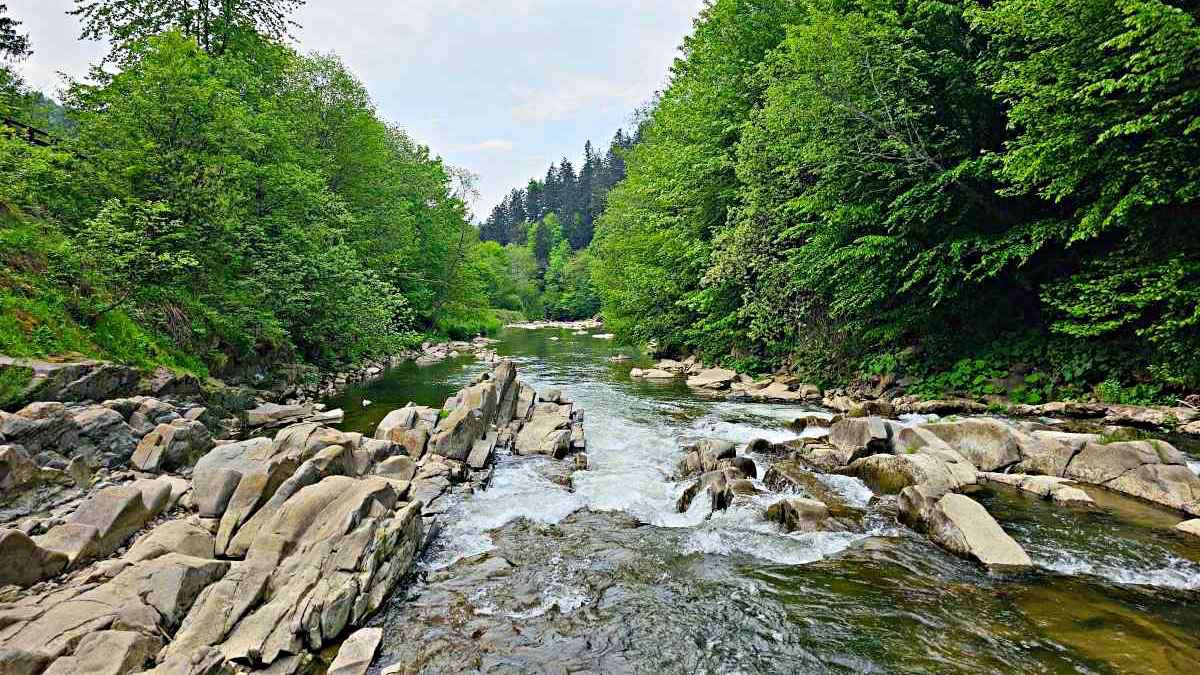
[
  {"left": 0, "top": 210, "right": 206, "bottom": 377},
  {"left": 0, "top": 364, "right": 32, "bottom": 408}
]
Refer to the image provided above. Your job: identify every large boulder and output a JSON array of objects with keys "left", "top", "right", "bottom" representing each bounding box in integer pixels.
[
  {"left": 492, "top": 361, "right": 520, "bottom": 426},
  {"left": 1176, "top": 519, "right": 1200, "bottom": 538},
  {"left": 35, "top": 478, "right": 174, "bottom": 566},
  {"left": 675, "top": 438, "right": 736, "bottom": 478},
  {"left": 828, "top": 417, "right": 893, "bottom": 464},
  {"left": 131, "top": 419, "right": 213, "bottom": 472},
  {"left": 1017, "top": 431, "right": 1099, "bottom": 476},
  {"left": 207, "top": 477, "right": 422, "bottom": 666},
  {"left": 925, "top": 493, "right": 1032, "bottom": 571},
  {"left": 920, "top": 418, "right": 1033, "bottom": 471},
  {"left": 428, "top": 382, "right": 496, "bottom": 461},
  {"left": 844, "top": 452, "right": 975, "bottom": 495},
  {"left": 0, "top": 528, "right": 68, "bottom": 587},
  {"left": 514, "top": 404, "right": 573, "bottom": 458},
  {"left": 1, "top": 358, "right": 140, "bottom": 406},
  {"left": 1064, "top": 440, "right": 1200, "bottom": 514}
]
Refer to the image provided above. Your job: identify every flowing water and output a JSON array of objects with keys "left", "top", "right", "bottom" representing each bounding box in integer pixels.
[{"left": 330, "top": 328, "right": 1200, "bottom": 674}]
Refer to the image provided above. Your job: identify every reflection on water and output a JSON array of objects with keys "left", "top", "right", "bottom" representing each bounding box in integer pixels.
[{"left": 336, "top": 328, "right": 1200, "bottom": 674}]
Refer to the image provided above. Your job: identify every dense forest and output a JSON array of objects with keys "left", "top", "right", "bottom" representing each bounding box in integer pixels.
[
  {"left": 475, "top": 132, "right": 635, "bottom": 320},
  {"left": 0, "top": 0, "right": 518, "bottom": 382},
  {"left": 591, "top": 0, "right": 1200, "bottom": 404}
]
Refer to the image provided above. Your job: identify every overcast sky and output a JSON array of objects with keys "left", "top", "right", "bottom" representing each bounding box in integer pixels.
[{"left": 6, "top": 0, "right": 701, "bottom": 217}]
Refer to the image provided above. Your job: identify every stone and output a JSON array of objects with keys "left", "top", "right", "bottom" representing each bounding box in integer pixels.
[
  {"left": 676, "top": 438, "right": 736, "bottom": 478},
  {"left": 6, "top": 359, "right": 140, "bottom": 406},
  {"left": 1065, "top": 440, "right": 1186, "bottom": 484},
  {"left": 467, "top": 432, "right": 497, "bottom": 470},
  {"left": 676, "top": 468, "right": 744, "bottom": 513},
  {"left": 1017, "top": 431, "right": 1099, "bottom": 476},
  {"left": 0, "top": 444, "right": 36, "bottom": 491},
  {"left": 633, "top": 368, "right": 676, "bottom": 380},
  {"left": 514, "top": 405, "right": 572, "bottom": 458},
  {"left": 1176, "top": 519, "right": 1200, "bottom": 538},
  {"left": 40, "top": 630, "right": 160, "bottom": 675},
  {"left": 845, "top": 452, "right": 975, "bottom": 495},
  {"left": 765, "top": 497, "right": 829, "bottom": 533},
  {"left": 848, "top": 400, "right": 896, "bottom": 418},
  {"left": 191, "top": 437, "right": 275, "bottom": 518},
  {"left": 127, "top": 398, "right": 180, "bottom": 436},
  {"left": 1062, "top": 440, "right": 1200, "bottom": 514},
  {"left": 828, "top": 417, "right": 893, "bottom": 463},
  {"left": 376, "top": 455, "right": 417, "bottom": 482},
  {"left": 686, "top": 368, "right": 738, "bottom": 391},
  {"left": 0, "top": 554, "right": 229, "bottom": 660},
  {"left": 920, "top": 418, "right": 1034, "bottom": 471},
  {"left": 130, "top": 419, "right": 213, "bottom": 472},
  {"left": 124, "top": 519, "right": 216, "bottom": 563},
  {"left": 327, "top": 627, "right": 383, "bottom": 675},
  {"left": 926, "top": 493, "right": 1032, "bottom": 571},
  {"left": 374, "top": 406, "right": 418, "bottom": 443},
  {"left": 33, "top": 523, "right": 100, "bottom": 566},
  {"left": 492, "top": 361, "right": 520, "bottom": 426},
  {"left": 142, "top": 647, "right": 232, "bottom": 675},
  {"left": 897, "top": 484, "right": 941, "bottom": 531},
  {"left": 0, "top": 528, "right": 68, "bottom": 587},
  {"left": 245, "top": 403, "right": 313, "bottom": 429},
  {"left": 41, "top": 481, "right": 170, "bottom": 561},
  {"left": 514, "top": 383, "right": 537, "bottom": 421}
]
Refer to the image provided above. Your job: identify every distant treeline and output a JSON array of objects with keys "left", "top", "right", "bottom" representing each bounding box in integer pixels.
[{"left": 480, "top": 130, "right": 635, "bottom": 252}]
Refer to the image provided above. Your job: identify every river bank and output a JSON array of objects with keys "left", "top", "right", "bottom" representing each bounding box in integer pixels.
[{"left": 0, "top": 349, "right": 578, "bottom": 673}]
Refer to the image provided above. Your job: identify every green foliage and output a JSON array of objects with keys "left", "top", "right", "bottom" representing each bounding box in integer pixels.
[
  {"left": 0, "top": 364, "right": 32, "bottom": 408},
  {"left": 0, "top": 3, "right": 30, "bottom": 60},
  {"left": 71, "top": 0, "right": 305, "bottom": 59},
  {"left": 590, "top": 0, "right": 1200, "bottom": 395},
  {"left": 1, "top": 19, "right": 494, "bottom": 375}
]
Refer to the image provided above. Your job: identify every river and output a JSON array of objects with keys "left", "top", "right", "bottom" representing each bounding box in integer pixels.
[{"left": 329, "top": 327, "right": 1200, "bottom": 674}]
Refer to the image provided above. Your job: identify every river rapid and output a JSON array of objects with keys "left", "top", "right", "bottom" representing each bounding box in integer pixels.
[{"left": 329, "top": 328, "right": 1200, "bottom": 674}]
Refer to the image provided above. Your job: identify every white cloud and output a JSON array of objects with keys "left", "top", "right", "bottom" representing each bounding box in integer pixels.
[{"left": 510, "top": 78, "right": 649, "bottom": 123}]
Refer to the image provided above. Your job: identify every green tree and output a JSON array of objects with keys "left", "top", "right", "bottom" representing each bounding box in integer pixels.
[{"left": 72, "top": 0, "right": 305, "bottom": 58}]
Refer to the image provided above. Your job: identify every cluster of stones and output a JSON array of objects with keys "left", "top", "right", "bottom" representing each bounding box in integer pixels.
[
  {"left": 0, "top": 359, "right": 572, "bottom": 674},
  {"left": 671, "top": 435, "right": 866, "bottom": 535},
  {"left": 627, "top": 354, "right": 1200, "bottom": 437},
  {"left": 672, "top": 411, "right": 1200, "bottom": 571},
  {"left": 811, "top": 415, "right": 1198, "bottom": 566},
  {"left": 371, "top": 359, "right": 585, "bottom": 513},
  {"left": 630, "top": 358, "right": 824, "bottom": 403}
]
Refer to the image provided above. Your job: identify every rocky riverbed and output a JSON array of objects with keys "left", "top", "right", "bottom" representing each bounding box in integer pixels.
[
  {"left": 4, "top": 326, "right": 1200, "bottom": 673},
  {"left": 0, "top": 355, "right": 578, "bottom": 674}
]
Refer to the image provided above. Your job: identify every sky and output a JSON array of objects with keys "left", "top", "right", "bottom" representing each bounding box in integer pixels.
[{"left": 6, "top": 0, "right": 702, "bottom": 218}]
